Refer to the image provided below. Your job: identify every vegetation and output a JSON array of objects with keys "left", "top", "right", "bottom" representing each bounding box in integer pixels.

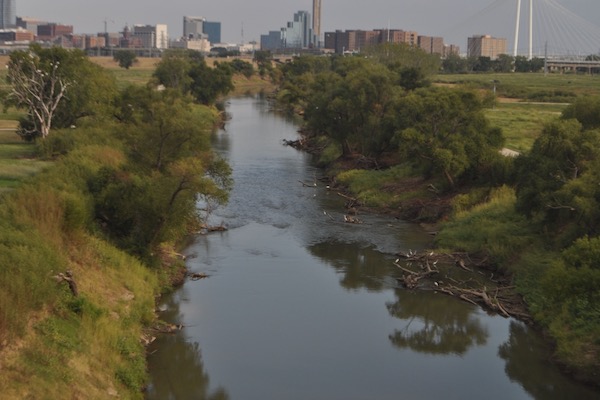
[
  {"left": 276, "top": 50, "right": 600, "bottom": 386},
  {"left": 0, "top": 46, "right": 237, "bottom": 397},
  {"left": 113, "top": 50, "right": 138, "bottom": 69},
  {"left": 152, "top": 49, "right": 234, "bottom": 105}
]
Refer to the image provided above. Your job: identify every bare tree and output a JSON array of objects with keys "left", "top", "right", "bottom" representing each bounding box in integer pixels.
[{"left": 6, "top": 51, "right": 70, "bottom": 139}]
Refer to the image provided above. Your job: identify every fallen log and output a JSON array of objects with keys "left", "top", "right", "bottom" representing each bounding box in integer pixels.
[{"left": 53, "top": 270, "right": 79, "bottom": 297}]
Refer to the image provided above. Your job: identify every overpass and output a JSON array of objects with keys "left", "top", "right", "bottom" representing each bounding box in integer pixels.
[{"left": 545, "top": 58, "right": 600, "bottom": 74}]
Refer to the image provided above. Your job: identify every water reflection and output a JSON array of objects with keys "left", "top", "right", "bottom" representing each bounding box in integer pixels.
[
  {"left": 499, "top": 321, "right": 599, "bottom": 400},
  {"left": 307, "top": 241, "right": 397, "bottom": 291},
  {"left": 387, "top": 290, "right": 488, "bottom": 355},
  {"left": 146, "top": 293, "right": 229, "bottom": 400}
]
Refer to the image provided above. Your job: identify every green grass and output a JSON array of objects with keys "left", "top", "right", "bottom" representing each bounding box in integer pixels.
[
  {"left": 435, "top": 72, "right": 600, "bottom": 153},
  {"left": 435, "top": 72, "right": 600, "bottom": 98},
  {"left": 0, "top": 131, "right": 52, "bottom": 192},
  {"left": 486, "top": 102, "right": 566, "bottom": 152}
]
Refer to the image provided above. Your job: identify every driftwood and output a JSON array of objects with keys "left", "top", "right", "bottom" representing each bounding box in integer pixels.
[
  {"left": 150, "top": 323, "right": 184, "bottom": 334},
  {"left": 344, "top": 215, "right": 362, "bottom": 224},
  {"left": 394, "top": 258, "right": 439, "bottom": 289},
  {"left": 188, "top": 272, "right": 209, "bottom": 281},
  {"left": 298, "top": 180, "right": 317, "bottom": 187},
  {"left": 53, "top": 270, "right": 79, "bottom": 297},
  {"left": 201, "top": 222, "right": 228, "bottom": 233},
  {"left": 394, "top": 250, "right": 532, "bottom": 324}
]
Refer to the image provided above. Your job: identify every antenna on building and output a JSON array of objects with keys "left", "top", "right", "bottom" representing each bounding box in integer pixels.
[{"left": 241, "top": 22, "right": 244, "bottom": 45}]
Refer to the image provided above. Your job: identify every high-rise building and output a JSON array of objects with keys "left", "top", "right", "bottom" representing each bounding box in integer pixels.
[
  {"left": 284, "top": 11, "right": 313, "bottom": 48},
  {"left": 0, "top": 0, "right": 16, "bottom": 29},
  {"left": 183, "top": 16, "right": 221, "bottom": 44},
  {"left": 312, "top": 0, "right": 321, "bottom": 46},
  {"left": 203, "top": 21, "right": 221, "bottom": 44},
  {"left": 184, "top": 16, "right": 204, "bottom": 40}
]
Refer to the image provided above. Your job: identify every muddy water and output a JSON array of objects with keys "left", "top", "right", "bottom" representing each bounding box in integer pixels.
[{"left": 146, "top": 96, "right": 599, "bottom": 400}]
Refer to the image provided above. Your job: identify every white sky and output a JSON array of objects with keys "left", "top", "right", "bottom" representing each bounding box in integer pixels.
[{"left": 17, "top": 0, "right": 600, "bottom": 52}]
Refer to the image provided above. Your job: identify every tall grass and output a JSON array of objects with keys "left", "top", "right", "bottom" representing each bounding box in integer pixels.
[
  {"left": 435, "top": 186, "right": 539, "bottom": 268},
  {"left": 0, "top": 133, "right": 158, "bottom": 398}
]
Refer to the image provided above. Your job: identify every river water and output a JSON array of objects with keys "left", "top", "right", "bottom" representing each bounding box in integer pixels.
[{"left": 146, "top": 96, "right": 599, "bottom": 400}]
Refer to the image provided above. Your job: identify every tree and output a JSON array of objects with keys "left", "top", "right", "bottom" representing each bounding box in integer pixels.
[
  {"left": 304, "top": 59, "right": 397, "bottom": 157},
  {"left": 5, "top": 45, "right": 71, "bottom": 139},
  {"left": 153, "top": 50, "right": 194, "bottom": 92},
  {"left": 229, "top": 58, "right": 254, "bottom": 78},
  {"left": 152, "top": 51, "right": 234, "bottom": 105},
  {"left": 393, "top": 87, "right": 504, "bottom": 188},
  {"left": 113, "top": 50, "right": 137, "bottom": 69},
  {"left": 442, "top": 53, "right": 469, "bottom": 74},
  {"left": 253, "top": 50, "right": 273, "bottom": 78},
  {"left": 95, "top": 87, "right": 232, "bottom": 254},
  {"left": 561, "top": 96, "right": 600, "bottom": 130},
  {"left": 5, "top": 45, "right": 118, "bottom": 139},
  {"left": 494, "top": 54, "right": 514, "bottom": 73},
  {"left": 515, "top": 119, "right": 600, "bottom": 241}
]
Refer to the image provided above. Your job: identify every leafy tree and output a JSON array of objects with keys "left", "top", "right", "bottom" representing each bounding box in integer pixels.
[
  {"left": 153, "top": 50, "right": 234, "bottom": 105},
  {"left": 494, "top": 54, "right": 514, "bottom": 73},
  {"left": 229, "top": 58, "right": 254, "bottom": 78},
  {"left": 253, "top": 50, "right": 273, "bottom": 78},
  {"left": 561, "top": 96, "right": 600, "bottom": 130},
  {"left": 5, "top": 45, "right": 118, "bottom": 140},
  {"left": 304, "top": 59, "right": 396, "bottom": 157},
  {"left": 116, "top": 86, "right": 213, "bottom": 171},
  {"left": 95, "top": 87, "right": 231, "bottom": 254},
  {"left": 393, "top": 87, "right": 504, "bottom": 188},
  {"left": 113, "top": 50, "right": 137, "bottom": 69},
  {"left": 473, "top": 56, "right": 493, "bottom": 72},
  {"left": 515, "top": 119, "right": 600, "bottom": 240},
  {"left": 442, "top": 53, "right": 469, "bottom": 74},
  {"left": 189, "top": 61, "right": 234, "bottom": 105},
  {"left": 5, "top": 45, "right": 71, "bottom": 139},
  {"left": 153, "top": 50, "right": 194, "bottom": 92}
]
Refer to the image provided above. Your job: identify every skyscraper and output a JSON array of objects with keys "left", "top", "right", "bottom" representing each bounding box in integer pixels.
[
  {"left": 0, "top": 0, "right": 16, "bottom": 29},
  {"left": 312, "top": 0, "right": 321, "bottom": 46}
]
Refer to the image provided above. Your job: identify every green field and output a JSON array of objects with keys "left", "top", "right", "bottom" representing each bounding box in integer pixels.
[{"left": 436, "top": 72, "right": 600, "bottom": 152}]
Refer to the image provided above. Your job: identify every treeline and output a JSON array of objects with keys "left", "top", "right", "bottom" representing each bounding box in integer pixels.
[
  {"left": 0, "top": 46, "right": 235, "bottom": 397},
  {"left": 276, "top": 46, "right": 600, "bottom": 385}
]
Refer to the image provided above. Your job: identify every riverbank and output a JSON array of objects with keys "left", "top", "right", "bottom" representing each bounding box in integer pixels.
[{"left": 287, "top": 123, "right": 600, "bottom": 388}]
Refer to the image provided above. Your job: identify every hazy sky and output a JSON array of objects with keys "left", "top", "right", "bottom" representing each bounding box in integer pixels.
[{"left": 17, "top": 0, "right": 600, "bottom": 51}]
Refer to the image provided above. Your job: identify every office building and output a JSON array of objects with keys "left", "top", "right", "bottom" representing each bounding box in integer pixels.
[
  {"left": 260, "top": 29, "right": 285, "bottom": 51},
  {"left": 284, "top": 11, "right": 312, "bottom": 48},
  {"left": 133, "top": 24, "right": 168, "bottom": 49},
  {"left": 0, "top": 0, "right": 15, "bottom": 29},
  {"left": 183, "top": 16, "right": 221, "bottom": 44},
  {"left": 467, "top": 34, "right": 507, "bottom": 59},
  {"left": 203, "top": 21, "right": 221, "bottom": 44},
  {"left": 184, "top": 16, "right": 204, "bottom": 39}
]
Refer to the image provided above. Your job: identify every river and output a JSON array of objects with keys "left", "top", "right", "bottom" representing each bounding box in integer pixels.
[{"left": 146, "top": 95, "right": 599, "bottom": 400}]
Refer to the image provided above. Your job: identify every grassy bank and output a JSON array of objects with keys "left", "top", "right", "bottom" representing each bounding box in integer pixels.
[
  {"left": 0, "top": 53, "right": 243, "bottom": 398},
  {"left": 0, "top": 138, "right": 161, "bottom": 399}
]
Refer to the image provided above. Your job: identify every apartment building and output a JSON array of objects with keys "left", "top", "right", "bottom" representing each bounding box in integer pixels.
[{"left": 467, "top": 34, "right": 507, "bottom": 59}]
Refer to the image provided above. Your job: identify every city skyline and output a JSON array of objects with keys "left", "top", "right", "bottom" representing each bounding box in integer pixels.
[{"left": 13, "top": 0, "right": 600, "bottom": 52}]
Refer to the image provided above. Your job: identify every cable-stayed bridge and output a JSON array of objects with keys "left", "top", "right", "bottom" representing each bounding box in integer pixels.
[{"left": 443, "top": 0, "right": 600, "bottom": 59}]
